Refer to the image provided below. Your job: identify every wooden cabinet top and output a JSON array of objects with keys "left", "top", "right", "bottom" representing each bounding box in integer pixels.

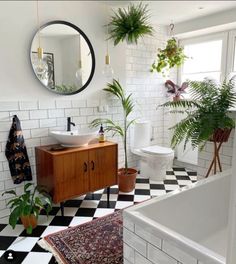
[{"left": 35, "top": 141, "right": 118, "bottom": 156}]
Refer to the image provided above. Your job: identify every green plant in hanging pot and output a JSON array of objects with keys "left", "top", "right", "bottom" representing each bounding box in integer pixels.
[
  {"left": 162, "top": 77, "right": 236, "bottom": 151},
  {"left": 108, "top": 3, "right": 154, "bottom": 45},
  {"left": 2, "top": 183, "right": 52, "bottom": 234},
  {"left": 90, "top": 79, "right": 137, "bottom": 192},
  {"left": 151, "top": 38, "right": 188, "bottom": 76}
]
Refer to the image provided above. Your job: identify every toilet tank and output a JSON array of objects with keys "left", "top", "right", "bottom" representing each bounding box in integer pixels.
[{"left": 132, "top": 121, "right": 151, "bottom": 149}]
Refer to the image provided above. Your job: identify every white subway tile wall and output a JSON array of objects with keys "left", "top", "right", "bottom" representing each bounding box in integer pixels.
[
  {"left": 0, "top": 27, "right": 176, "bottom": 217},
  {"left": 0, "top": 100, "right": 122, "bottom": 217},
  {"left": 125, "top": 27, "right": 176, "bottom": 168},
  {"left": 123, "top": 215, "right": 201, "bottom": 264}
]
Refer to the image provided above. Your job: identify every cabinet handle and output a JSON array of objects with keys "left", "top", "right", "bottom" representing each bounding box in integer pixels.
[
  {"left": 84, "top": 162, "right": 87, "bottom": 172},
  {"left": 91, "top": 161, "right": 95, "bottom": 170}
]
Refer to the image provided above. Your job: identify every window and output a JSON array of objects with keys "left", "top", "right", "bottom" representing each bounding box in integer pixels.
[
  {"left": 179, "top": 33, "right": 227, "bottom": 84},
  {"left": 176, "top": 33, "right": 227, "bottom": 165},
  {"left": 182, "top": 40, "right": 222, "bottom": 81}
]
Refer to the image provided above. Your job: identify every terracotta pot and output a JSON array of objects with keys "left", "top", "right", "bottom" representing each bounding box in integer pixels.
[
  {"left": 173, "top": 95, "right": 181, "bottom": 102},
  {"left": 118, "top": 168, "right": 138, "bottom": 193},
  {"left": 209, "top": 128, "right": 232, "bottom": 143},
  {"left": 20, "top": 214, "right": 37, "bottom": 231}
]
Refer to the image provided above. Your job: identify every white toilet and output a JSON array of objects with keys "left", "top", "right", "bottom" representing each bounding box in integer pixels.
[{"left": 131, "top": 121, "right": 174, "bottom": 181}]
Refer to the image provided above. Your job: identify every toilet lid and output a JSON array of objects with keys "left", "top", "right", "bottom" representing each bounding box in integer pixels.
[{"left": 141, "top": 145, "right": 173, "bottom": 155}]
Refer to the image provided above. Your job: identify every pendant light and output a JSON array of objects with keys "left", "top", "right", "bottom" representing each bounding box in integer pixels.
[
  {"left": 102, "top": 7, "right": 114, "bottom": 79},
  {"left": 33, "top": 0, "right": 48, "bottom": 76}
]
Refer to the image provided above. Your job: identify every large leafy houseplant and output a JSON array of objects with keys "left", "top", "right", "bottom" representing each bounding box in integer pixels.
[
  {"left": 90, "top": 79, "right": 137, "bottom": 192},
  {"left": 162, "top": 77, "right": 236, "bottom": 150},
  {"left": 151, "top": 38, "right": 188, "bottom": 76},
  {"left": 108, "top": 3, "right": 153, "bottom": 46},
  {"left": 2, "top": 183, "right": 52, "bottom": 234}
]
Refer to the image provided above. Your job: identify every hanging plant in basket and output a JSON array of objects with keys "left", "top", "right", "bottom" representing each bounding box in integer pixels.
[
  {"left": 108, "top": 3, "right": 154, "bottom": 46},
  {"left": 151, "top": 38, "right": 188, "bottom": 76}
]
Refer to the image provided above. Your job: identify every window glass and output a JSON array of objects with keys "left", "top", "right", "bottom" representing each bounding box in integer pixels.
[
  {"left": 182, "top": 72, "right": 221, "bottom": 82},
  {"left": 182, "top": 40, "right": 222, "bottom": 82}
]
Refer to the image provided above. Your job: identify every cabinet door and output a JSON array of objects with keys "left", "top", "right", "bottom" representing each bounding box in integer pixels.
[
  {"left": 89, "top": 145, "right": 117, "bottom": 191},
  {"left": 53, "top": 151, "right": 89, "bottom": 203}
]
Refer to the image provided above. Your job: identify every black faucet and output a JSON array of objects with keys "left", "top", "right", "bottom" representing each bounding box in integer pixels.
[{"left": 67, "top": 117, "right": 75, "bottom": 131}]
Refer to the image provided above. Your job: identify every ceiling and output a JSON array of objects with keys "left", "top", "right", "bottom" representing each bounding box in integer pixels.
[{"left": 105, "top": 1, "right": 236, "bottom": 25}]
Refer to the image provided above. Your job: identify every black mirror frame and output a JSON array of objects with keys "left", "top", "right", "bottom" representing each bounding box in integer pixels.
[{"left": 30, "top": 20, "right": 96, "bottom": 95}]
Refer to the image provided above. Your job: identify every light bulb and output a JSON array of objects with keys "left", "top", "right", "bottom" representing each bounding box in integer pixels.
[
  {"left": 34, "top": 59, "right": 48, "bottom": 75},
  {"left": 102, "top": 55, "right": 114, "bottom": 78},
  {"left": 34, "top": 47, "right": 48, "bottom": 75}
]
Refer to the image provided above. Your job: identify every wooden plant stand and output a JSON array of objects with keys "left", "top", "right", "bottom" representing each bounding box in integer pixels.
[{"left": 206, "top": 129, "right": 232, "bottom": 178}]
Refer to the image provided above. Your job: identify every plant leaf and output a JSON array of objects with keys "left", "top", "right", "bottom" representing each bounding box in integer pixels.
[
  {"left": 24, "top": 183, "right": 33, "bottom": 193},
  {"left": 9, "top": 207, "right": 21, "bottom": 229},
  {"left": 26, "top": 225, "right": 33, "bottom": 235},
  {"left": 2, "top": 190, "right": 16, "bottom": 196}
]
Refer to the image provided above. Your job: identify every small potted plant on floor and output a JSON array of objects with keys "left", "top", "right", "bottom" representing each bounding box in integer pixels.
[
  {"left": 108, "top": 3, "right": 153, "bottom": 45},
  {"left": 162, "top": 77, "right": 236, "bottom": 176},
  {"left": 2, "top": 183, "right": 52, "bottom": 234},
  {"left": 90, "top": 79, "right": 137, "bottom": 192}
]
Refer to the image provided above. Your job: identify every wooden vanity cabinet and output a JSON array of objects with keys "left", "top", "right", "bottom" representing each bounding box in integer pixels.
[{"left": 35, "top": 142, "right": 118, "bottom": 204}]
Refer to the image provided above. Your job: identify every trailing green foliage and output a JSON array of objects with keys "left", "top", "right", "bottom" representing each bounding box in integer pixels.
[
  {"left": 2, "top": 183, "right": 52, "bottom": 234},
  {"left": 162, "top": 77, "right": 236, "bottom": 150},
  {"left": 151, "top": 38, "right": 188, "bottom": 76},
  {"left": 90, "top": 79, "right": 135, "bottom": 173},
  {"left": 108, "top": 3, "right": 153, "bottom": 45},
  {"left": 55, "top": 84, "right": 78, "bottom": 93}
]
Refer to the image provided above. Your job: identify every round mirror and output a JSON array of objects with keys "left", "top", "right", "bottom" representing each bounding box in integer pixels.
[{"left": 30, "top": 20, "right": 95, "bottom": 95}]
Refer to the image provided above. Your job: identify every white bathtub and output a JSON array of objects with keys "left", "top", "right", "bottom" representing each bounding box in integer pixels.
[{"left": 123, "top": 170, "right": 231, "bottom": 264}]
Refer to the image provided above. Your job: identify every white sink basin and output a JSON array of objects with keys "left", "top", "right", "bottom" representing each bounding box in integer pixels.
[{"left": 50, "top": 129, "right": 98, "bottom": 147}]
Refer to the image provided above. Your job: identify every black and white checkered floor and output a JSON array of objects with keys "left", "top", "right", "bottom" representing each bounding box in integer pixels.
[{"left": 0, "top": 168, "right": 197, "bottom": 264}]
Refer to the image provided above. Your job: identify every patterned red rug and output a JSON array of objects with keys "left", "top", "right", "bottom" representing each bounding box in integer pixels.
[{"left": 38, "top": 210, "right": 123, "bottom": 264}]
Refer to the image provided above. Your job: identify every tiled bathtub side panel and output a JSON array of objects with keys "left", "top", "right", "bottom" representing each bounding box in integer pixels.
[{"left": 123, "top": 214, "right": 200, "bottom": 264}]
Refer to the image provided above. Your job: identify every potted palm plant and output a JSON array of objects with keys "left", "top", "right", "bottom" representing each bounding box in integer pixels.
[
  {"left": 162, "top": 77, "right": 236, "bottom": 176},
  {"left": 108, "top": 3, "right": 153, "bottom": 46},
  {"left": 90, "top": 79, "right": 137, "bottom": 192},
  {"left": 2, "top": 183, "right": 52, "bottom": 234}
]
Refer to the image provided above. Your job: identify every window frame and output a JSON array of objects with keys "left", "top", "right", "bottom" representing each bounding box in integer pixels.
[
  {"left": 175, "top": 31, "right": 228, "bottom": 165},
  {"left": 178, "top": 31, "right": 228, "bottom": 84},
  {"left": 227, "top": 29, "right": 236, "bottom": 76}
]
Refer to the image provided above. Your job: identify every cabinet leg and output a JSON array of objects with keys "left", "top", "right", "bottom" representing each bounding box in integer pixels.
[
  {"left": 60, "top": 202, "right": 64, "bottom": 217},
  {"left": 107, "top": 187, "right": 110, "bottom": 208}
]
